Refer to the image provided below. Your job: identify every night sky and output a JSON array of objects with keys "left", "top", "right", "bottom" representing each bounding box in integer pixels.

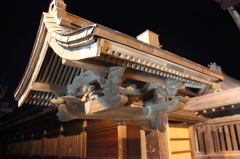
[{"left": 0, "top": 0, "right": 239, "bottom": 104}]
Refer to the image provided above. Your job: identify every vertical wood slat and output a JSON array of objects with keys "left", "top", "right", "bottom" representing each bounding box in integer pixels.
[
  {"left": 189, "top": 127, "right": 196, "bottom": 159},
  {"left": 204, "top": 125, "right": 214, "bottom": 155},
  {"left": 58, "top": 135, "right": 63, "bottom": 158},
  {"left": 230, "top": 125, "right": 238, "bottom": 150},
  {"left": 197, "top": 127, "right": 205, "bottom": 153},
  {"left": 236, "top": 124, "right": 240, "bottom": 149},
  {"left": 193, "top": 128, "right": 199, "bottom": 152},
  {"left": 83, "top": 131, "right": 87, "bottom": 158},
  {"left": 79, "top": 133, "right": 82, "bottom": 157},
  {"left": 62, "top": 136, "right": 65, "bottom": 156},
  {"left": 224, "top": 125, "right": 232, "bottom": 151},
  {"left": 118, "top": 124, "right": 127, "bottom": 159},
  {"left": 218, "top": 126, "right": 226, "bottom": 151},
  {"left": 212, "top": 126, "right": 221, "bottom": 152},
  {"left": 140, "top": 129, "right": 147, "bottom": 159}
]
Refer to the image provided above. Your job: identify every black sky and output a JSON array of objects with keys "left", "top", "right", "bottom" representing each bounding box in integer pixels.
[{"left": 0, "top": 0, "right": 239, "bottom": 103}]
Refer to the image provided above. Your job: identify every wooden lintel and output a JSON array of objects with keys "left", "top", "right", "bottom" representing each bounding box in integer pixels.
[{"left": 32, "top": 82, "right": 67, "bottom": 94}]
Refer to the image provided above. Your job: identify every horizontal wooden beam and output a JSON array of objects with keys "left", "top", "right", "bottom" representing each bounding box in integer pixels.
[
  {"left": 62, "top": 58, "right": 109, "bottom": 73},
  {"left": 32, "top": 82, "right": 67, "bottom": 94}
]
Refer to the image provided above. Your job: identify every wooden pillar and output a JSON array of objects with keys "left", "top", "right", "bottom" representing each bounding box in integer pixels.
[
  {"left": 118, "top": 122, "right": 127, "bottom": 159},
  {"left": 145, "top": 114, "right": 171, "bottom": 159},
  {"left": 142, "top": 91, "right": 171, "bottom": 159}
]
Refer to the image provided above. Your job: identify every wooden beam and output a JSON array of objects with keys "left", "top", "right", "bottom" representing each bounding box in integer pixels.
[
  {"left": 62, "top": 58, "right": 109, "bottom": 73},
  {"left": 32, "top": 82, "right": 67, "bottom": 94}
]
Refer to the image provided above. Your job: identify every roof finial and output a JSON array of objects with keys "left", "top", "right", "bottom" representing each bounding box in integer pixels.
[
  {"left": 48, "top": 0, "right": 71, "bottom": 27},
  {"left": 208, "top": 62, "right": 222, "bottom": 74}
]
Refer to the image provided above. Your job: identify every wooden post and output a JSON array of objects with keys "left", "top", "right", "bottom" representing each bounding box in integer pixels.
[
  {"left": 118, "top": 123, "right": 127, "bottom": 159},
  {"left": 142, "top": 91, "right": 171, "bottom": 159},
  {"left": 145, "top": 114, "right": 171, "bottom": 159},
  {"left": 140, "top": 130, "right": 147, "bottom": 159}
]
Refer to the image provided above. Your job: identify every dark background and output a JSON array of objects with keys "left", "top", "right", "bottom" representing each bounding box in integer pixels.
[{"left": 0, "top": 0, "right": 239, "bottom": 104}]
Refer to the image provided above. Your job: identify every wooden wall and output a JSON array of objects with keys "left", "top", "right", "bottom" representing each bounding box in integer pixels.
[
  {"left": 169, "top": 126, "right": 193, "bottom": 159},
  {"left": 4, "top": 119, "right": 141, "bottom": 159}
]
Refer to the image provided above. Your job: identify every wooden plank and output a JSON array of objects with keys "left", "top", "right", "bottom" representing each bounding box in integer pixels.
[
  {"left": 87, "top": 148, "right": 118, "bottom": 158},
  {"left": 224, "top": 125, "right": 232, "bottom": 151},
  {"left": 236, "top": 124, "right": 240, "bottom": 149},
  {"left": 118, "top": 124, "right": 127, "bottom": 159},
  {"left": 57, "top": 135, "right": 62, "bottom": 158},
  {"left": 32, "top": 82, "right": 67, "bottom": 94},
  {"left": 126, "top": 126, "right": 141, "bottom": 158},
  {"left": 82, "top": 131, "right": 87, "bottom": 158},
  {"left": 86, "top": 120, "right": 118, "bottom": 131},
  {"left": 197, "top": 127, "right": 205, "bottom": 153},
  {"left": 218, "top": 126, "right": 226, "bottom": 151},
  {"left": 193, "top": 128, "right": 200, "bottom": 152},
  {"left": 87, "top": 128, "right": 117, "bottom": 139},
  {"left": 87, "top": 137, "right": 118, "bottom": 148},
  {"left": 212, "top": 125, "right": 221, "bottom": 152},
  {"left": 230, "top": 125, "right": 238, "bottom": 150},
  {"left": 204, "top": 125, "right": 214, "bottom": 154},
  {"left": 189, "top": 127, "right": 196, "bottom": 159},
  {"left": 140, "top": 130, "right": 147, "bottom": 159}
]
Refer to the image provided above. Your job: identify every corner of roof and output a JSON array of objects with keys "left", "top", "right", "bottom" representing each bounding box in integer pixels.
[{"left": 48, "top": 0, "right": 71, "bottom": 27}]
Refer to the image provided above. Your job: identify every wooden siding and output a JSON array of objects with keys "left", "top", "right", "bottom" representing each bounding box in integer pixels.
[{"left": 169, "top": 126, "right": 192, "bottom": 159}]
